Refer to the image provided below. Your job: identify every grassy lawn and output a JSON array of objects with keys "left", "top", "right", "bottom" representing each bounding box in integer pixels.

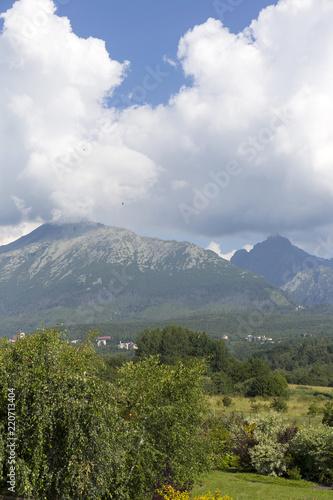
[{"left": 191, "top": 470, "right": 333, "bottom": 499}]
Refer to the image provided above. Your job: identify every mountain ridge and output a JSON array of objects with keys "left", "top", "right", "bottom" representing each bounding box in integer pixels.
[{"left": 0, "top": 222, "right": 293, "bottom": 332}]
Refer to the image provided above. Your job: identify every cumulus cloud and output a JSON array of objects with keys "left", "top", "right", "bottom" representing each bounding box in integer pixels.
[
  {"left": 1, "top": 0, "right": 333, "bottom": 247},
  {"left": 206, "top": 241, "right": 253, "bottom": 261},
  {"left": 114, "top": 0, "right": 333, "bottom": 240},
  {"left": 0, "top": 0, "right": 159, "bottom": 230}
]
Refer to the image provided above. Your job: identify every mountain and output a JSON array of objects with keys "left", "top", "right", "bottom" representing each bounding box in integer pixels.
[
  {"left": 231, "top": 235, "right": 327, "bottom": 287},
  {"left": 231, "top": 235, "right": 333, "bottom": 305},
  {"left": 281, "top": 266, "right": 333, "bottom": 305},
  {"left": 0, "top": 222, "right": 293, "bottom": 333}
]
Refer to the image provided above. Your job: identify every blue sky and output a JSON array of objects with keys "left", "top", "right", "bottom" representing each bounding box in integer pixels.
[
  {"left": 1, "top": 0, "right": 333, "bottom": 259},
  {"left": 1, "top": 0, "right": 277, "bottom": 108},
  {"left": 61, "top": 0, "right": 277, "bottom": 108}
]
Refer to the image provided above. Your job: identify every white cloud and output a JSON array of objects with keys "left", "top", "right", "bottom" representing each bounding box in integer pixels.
[
  {"left": 206, "top": 241, "right": 224, "bottom": 258},
  {"left": 243, "top": 244, "right": 254, "bottom": 253},
  {"left": 2, "top": 0, "right": 333, "bottom": 248},
  {"left": 0, "top": 0, "right": 159, "bottom": 227},
  {"left": 206, "top": 241, "right": 253, "bottom": 261},
  {"left": 163, "top": 55, "right": 178, "bottom": 68},
  {"left": 0, "top": 221, "right": 42, "bottom": 246},
  {"left": 114, "top": 0, "right": 333, "bottom": 240}
]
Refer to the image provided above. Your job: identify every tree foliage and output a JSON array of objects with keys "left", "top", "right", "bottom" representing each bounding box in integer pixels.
[
  {"left": 0, "top": 327, "right": 130, "bottom": 499},
  {"left": 290, "top": 424, "right": 333, "bottom": 482},
  {"left": 254, "top": 338, "right": 333, "bottom": 387},
  {"left": 136, "top": 325, "right": 229, "bottom": 371},
  {"left": 322, "top": 401, "right": 333, "bottom": 427},
  {"left": 117, "top": 356, "right": 211, "bottom": 496},
  {"left": 0, "top": 327, "right": 211, "bottom": 499}
]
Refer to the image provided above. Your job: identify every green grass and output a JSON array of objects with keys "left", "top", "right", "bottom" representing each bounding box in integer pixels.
[
  {"left": 208, "top": 384, "right": 333, "bottom": 428},
  {"left": 191, "top": 470, "right": 333, "bottom": 499}
]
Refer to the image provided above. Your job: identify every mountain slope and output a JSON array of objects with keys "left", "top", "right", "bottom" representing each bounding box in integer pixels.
[
  {"left": 0, "top": 223, "right": 293, "bottom": 329},
  {"left": 231, "top": 235, "right": 330, "bottom": 287},
  {"left": 231, "top": 235, "right": 333, "bottom": 305},
  {"left": 281, "top": 265, "right": 333, "bottom": 305}
]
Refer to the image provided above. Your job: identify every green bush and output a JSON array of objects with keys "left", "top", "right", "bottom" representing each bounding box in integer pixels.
[
  {"left": 250, "top": 400, "right": 269, "bottom": 413},
  {"left": 220, "top": 415, "right": 257, "bottom": 469},
  {"left": 222, "top": 396, "right": 233, "bottom": 407},
  {"left": 245, "top": 373, "right": 289, "bottom": 398},
  {"left": 290, "top": 424, "right": 333, "bottom": 482},
  {"left": 249, "top": 413, "right": 289, "bottom": 476},
  {"left": 216, "top": 453, "right": 241, "bottom": 470},
  {"left": 322, "top": 401, "right": 333, "bottom": 426},
  {"left": 203, "top": 417, "right": 232, "bottom": 469},
  {"left": 307, "top": 403, "right": 320, "bottom": 416},
  {"left": 287, "top": 466, "right": 302, "bottom": 481},
  {"left": 270, "top": 398, "right": 288, "bottom": 413}
]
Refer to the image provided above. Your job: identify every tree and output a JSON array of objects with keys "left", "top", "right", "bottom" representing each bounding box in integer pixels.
[
  {"left": 117, "top": 356, "right": 211, "bottom": 496},
  {"left": 245, "top": 373, "right": 289, "bottom": 398},
  {"left": 245, "top": 358, "right": 270, "bottom": 379},
  {"left": 135, "top": 324, "right": 229, "bottom": 372},
  {"left": 0, "top": 327, "right": 131, "bottom": 499},
  {"left": 0, "top": 327, "right": 211, "bottom": 499},
  {"left": 209, "top": 340, "right": 229, "bottom": 373}
]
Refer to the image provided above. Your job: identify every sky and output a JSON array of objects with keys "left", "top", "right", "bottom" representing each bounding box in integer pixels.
[{"left": 1, "top": 0, "right": 333, "bottom": 259}]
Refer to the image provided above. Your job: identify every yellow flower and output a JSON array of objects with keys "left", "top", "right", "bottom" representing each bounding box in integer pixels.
[{"left": 156, "top": 486, "right": 233, "bottom": 500}]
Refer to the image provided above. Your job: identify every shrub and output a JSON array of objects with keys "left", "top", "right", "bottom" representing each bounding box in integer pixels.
[
  {"left": 287, "top": 466, "right": 302, "bottom": 481},
  {"left": 153, "top": 458, "right": 193, "bottom": 499},
  {"left": 250, "top": 400, "right": 269, "bottom": 413},
  {"left": 270, "top": 397, "right": 288, "bottom": 413},
  {"left": 249, "top": 413, "right": 289, "bottom": 476},
  {"left": 156, "top": 486, "right": 233, "bottom": 500},
  {"left": 277, "top": 426, "right": 298, "bottom": 445},
  {"left": 290, "top": 424, "right": 333, "bottom": 482},
  {"left": 222, "top": 396, "right": 233, "bottom": 407},
  {"left": 156, "top": 485, "right": 190, "bottom": 500},
  {"left": 250, "top": 441, "right": 288, "bottom": 476},
  {"left": 307, "top": 403, "right": 319, "bottom": 416},
  {"left": 322, "top": 401, "right": 333, "bottom": 426},
  {"left": 216, "top": 453, "right": 241, "bottom": 470},
  {"left": 222, "top": 415, "right": 257, "bottom": 469},
  {"left": 202, "top": 417, "right": 232, "bottom": 468}
]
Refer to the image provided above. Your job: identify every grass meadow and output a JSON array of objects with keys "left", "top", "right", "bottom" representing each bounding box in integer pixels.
[{"left": 207, "top": 384, "right": 333, "bottom": 427}]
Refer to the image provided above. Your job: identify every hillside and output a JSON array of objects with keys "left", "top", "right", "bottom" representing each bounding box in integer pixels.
[
  {"left": 0, "top": 222, "right": 293, "bottom": 334},
  {"left": 281, "top": 265, "right": 333, "bottom": 305}
]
